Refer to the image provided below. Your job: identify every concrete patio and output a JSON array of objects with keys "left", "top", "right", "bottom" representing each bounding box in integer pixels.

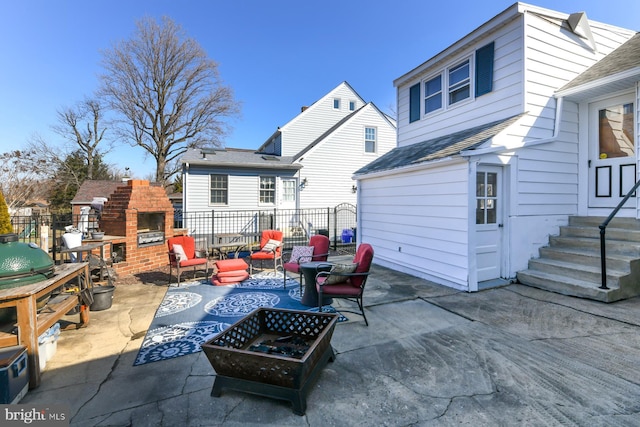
[{"left": 20, "top": 261, "right": 640, "bottom": 426}]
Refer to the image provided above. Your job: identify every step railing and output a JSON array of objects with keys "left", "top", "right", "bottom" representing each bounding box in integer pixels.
[{"left": 598, "top": 178, "right": 640, "bottom": 289}]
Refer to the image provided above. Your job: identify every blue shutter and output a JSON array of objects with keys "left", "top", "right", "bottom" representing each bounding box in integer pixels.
[
  {"left": 409, "top": 83, "right": 420, "bottom": 123},
  {"left": 475, "top": 42, "right": 494, "bottom": 97}
]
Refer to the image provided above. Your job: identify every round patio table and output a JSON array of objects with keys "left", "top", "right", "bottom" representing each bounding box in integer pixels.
[{"left": 299, "top": 261, "right": 333, "bottom": 307}]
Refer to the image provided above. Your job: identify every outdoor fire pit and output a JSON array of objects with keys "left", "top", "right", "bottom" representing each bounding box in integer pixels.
[{"left": 201, "top": 307, "right": 339, "bottom": 415}]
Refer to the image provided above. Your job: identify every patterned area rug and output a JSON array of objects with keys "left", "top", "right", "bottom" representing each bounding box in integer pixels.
[{"left": 134, "top": 272, "right": 345, "bottom": 366}]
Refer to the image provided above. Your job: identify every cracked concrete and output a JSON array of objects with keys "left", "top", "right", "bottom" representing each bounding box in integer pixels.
[{"left": 20, "top": 261, "right": 640, "bottom": 426}]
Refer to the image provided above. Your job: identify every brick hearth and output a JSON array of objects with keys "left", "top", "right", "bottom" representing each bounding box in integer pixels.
[{"left": 99, "top": 180, "right": 175, "bottom": 276}]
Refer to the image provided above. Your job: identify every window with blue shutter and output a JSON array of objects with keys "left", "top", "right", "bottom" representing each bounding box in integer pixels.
[
  {"left": 475, "top": 42, "right": 494, "bottom": 97},
  {"left": 409, "top": 83, "right": 420, "bottom": 123}
]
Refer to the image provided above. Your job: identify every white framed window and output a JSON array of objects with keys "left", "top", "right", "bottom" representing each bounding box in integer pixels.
[
  {"left": 209, "top": 174, "right": 228, "bottom": 205},
  {"left": 365, "top": 127, "right": 376, "bottom": 153},
  {"left": 349, "top": 100, "right": 356, "bottom": 111},
  {"left": 424, "top": 74, "right": 442, "bottom": 114},
  {"left": 448, "top": 58, "right": 471, "bottom": 105},
  {"left": 333, "top": 98, "right": 341, "bottom": 110},
  {"left": 259, "top": 176, "right": 276, "bottom": 204}
]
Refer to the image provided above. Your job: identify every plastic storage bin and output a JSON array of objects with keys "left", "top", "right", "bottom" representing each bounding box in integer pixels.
[
  {"left": 38, "top": 322, "right": 61, "bottom": 371},
  {"left": 0, "top": 345, "right": 29, "bottom": 404}
]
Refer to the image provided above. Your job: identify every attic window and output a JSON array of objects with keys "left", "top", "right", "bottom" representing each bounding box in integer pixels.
[
  {"left": 261, "top": 155, "right": 280, "bottom": 161},
  {"left": 333, "top": 98, "right": 341, "bottom": 110}
]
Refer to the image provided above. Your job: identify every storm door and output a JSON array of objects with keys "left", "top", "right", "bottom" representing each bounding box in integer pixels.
[{"left": 589, "top": 95, "right": 636, "bottom": 208}]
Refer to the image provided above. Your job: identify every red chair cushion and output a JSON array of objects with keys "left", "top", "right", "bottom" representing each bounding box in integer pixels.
[
  {"left": 179, "top": 258, "right": 208, "bottom": 267},
  {"left": 216, "top": 270, "right": 248, "bottom": 278},
  {"left": 317, "top": 281, "right": 362, "bottom": 296},
  {"left": 215, "top": 258, "right": 248, "bottom": 272},
  {"left": 210, "top": 271, "right": 249, "bottom": 286},
  {"left": 283, "top": 262, "right": 301, "bottom": 274},
  {"left": 249, "top": 251, "right": 276, "bottom": 260}
]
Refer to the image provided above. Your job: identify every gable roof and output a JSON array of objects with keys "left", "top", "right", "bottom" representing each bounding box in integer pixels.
[
  {"left": 355, "top": 115, "right": 521, "bottom": 176},
  {"left": 556, "top": 32, "right": 640, "bottom": 100},
  {"left": 291, "top": 102, "right": 395, "bottom": 161},
  {"left": 181, "top": 147, "right": 301, "bottom": 170},
  {"left": 256, "top": 81, "right": 366, "bottom": 152},
  {"left": 71, "top": 180, "right": 125, "bottom": 205}
]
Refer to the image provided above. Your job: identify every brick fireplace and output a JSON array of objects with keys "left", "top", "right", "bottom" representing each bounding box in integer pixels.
[{"left": 99, "top": 180, "right": 175, "bottom": 276}]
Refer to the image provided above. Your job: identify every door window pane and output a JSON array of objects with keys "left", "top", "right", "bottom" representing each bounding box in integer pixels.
[
  {"left": 476, "top": 172, "right": 497, "bottom": 224},
  {"left": 283, "top": 180, "right": 296, "bottom": 202},
  {"left": 598, "top": 103, "right": 635, "bottom": 159}
]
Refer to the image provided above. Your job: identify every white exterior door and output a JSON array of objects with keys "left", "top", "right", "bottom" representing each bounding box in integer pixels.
[
  {"left": 280, "top": 179, "right": 297, "bottom": 210},
  {"left": 475, "top": 166, "right": 503, "bottom": 282},
  {"left": 588, "top": 95, "right": 636, "bottom": 208}
]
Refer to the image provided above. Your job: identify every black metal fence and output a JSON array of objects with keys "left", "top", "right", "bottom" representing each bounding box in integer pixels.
[
  {"left": 9, "top": 203, "right": 358, "bottom": 255},
  {"left": 179, "top": 203, "right": 357, "bottom": 253}
]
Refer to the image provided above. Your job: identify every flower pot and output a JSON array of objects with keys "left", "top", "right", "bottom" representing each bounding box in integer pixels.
[{"left": 91, "top": 232, "right": 105, "bottom": 240}]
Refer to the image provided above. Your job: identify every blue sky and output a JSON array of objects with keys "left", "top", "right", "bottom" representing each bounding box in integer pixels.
[{"left": 1, "top": 0, "right": 638, "bottom": 179}]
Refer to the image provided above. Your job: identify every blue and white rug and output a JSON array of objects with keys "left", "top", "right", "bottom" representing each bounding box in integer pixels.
[{"left": 134, "top": 272, "right": 345, "bottom": 366}]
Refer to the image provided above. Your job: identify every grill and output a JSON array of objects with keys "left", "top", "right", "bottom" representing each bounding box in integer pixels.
[{"left": 137, "top": 231, "right": 165, "bottom": 247}]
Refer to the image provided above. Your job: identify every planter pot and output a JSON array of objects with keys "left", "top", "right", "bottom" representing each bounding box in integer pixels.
[
  {"left": 91, "top": 232, "right": 105, "bottom": 240},
  {"left": 90, "top": 286, "right": 115, "bottom": 311}
]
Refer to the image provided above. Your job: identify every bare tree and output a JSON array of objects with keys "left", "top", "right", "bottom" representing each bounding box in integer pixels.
[
  {"left": 52, "top": 98, "right": 112, "bottom": 180},
  {"left": 0, "top": 149, "right": 49, "bottom": 211},
  {"left": 99, "top": 16, "right": 240, "bottom": 186}
]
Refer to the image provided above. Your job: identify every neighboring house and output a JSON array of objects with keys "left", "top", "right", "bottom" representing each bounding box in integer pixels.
[
  {"left": 180, "top": 81, "right": 396, "bottom": 231},
  {"left": 354, "top": 2, "right": 639, "bottom": 297}
]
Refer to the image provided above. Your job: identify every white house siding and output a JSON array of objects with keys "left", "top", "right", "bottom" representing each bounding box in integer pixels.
[
  {"left": 396, "top": 18, "right": 525, "bottom": 148},
  {"left": 498, "top": 14, "right": 638, "bottom": 274},
  {"left": 184, "top": 165, "right": 298, "bottom": 213},
  {"left": 280, "top": 83, "right": 365, "bottom": 157},
  {"left": 297, "top": 104, "right": 396, "bottom": 209},
  {"left": 358, "top": 160, "right": 471, "bottom": 290}
]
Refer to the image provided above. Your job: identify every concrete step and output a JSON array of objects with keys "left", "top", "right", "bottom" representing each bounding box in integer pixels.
[
  {"left": 538, "top": 246, "right": 635, "bottom": 272},
  {"left": 548, "top": 235, "right": 640, "bottom": 257},
  {"left": 516, "top": 269, "right": 619, "bottom": 302},
  {"left": 568, "top": 216, "right": 640, "bottom": 229},
  {"left": 526, "top": 257, "right": 627, "bottom": 288},
  {"left": 517, "top": 215, "right": 640, "bottom": 303},
  {"left": 560, "top": 225, "right": 640, "bottom": 243}
]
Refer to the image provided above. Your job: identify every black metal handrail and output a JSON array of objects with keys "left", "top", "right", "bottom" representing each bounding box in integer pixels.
[{"left": 598, "top": 177, "right": 640, "bottom": 290}]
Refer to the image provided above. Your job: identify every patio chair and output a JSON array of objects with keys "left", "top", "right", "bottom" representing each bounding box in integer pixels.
[
  {"left": 248, "top": 230, "right": 284, "bottom": 274},
  {"left": 167, "top": 235, "right": 209, "bottom": 285},
  {"left": 283, "top": 234, "right": 330, "bottom": 292},
  {"left": 316, "top": 243, "right": 374, "bottom": 326}
]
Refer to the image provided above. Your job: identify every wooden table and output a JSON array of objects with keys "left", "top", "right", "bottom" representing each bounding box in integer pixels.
[
  {"left": 0, "top": 262, "right": 91, "bottom": 388},
  {"left": 60, "top": 241, "right": 111, "bottom": 284}
]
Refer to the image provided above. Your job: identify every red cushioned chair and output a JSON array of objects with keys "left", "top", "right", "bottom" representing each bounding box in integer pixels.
[
  {"left": 167, "top": 235, "right": 209, "bottom": 285},
  {"left": 283, "top": 234, "right": 330, "bottom": 292},
  {"left": 316, "top": 243, "right": 374, "bottom": 326},
  {"left": 248, "top": 230, "right": 284, "bottom": 274}
]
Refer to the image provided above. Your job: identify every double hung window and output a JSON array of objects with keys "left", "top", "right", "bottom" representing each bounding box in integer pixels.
[
  {"left": 365, "top": 127, "right": 376, "bottom": 153},
  {"left": 424, "top": 75, "right": 442, "bottom": 114},
  {"left": 448, "top": 59, "right": 470, "bottom": 105},
  {"left": 259, "top": 176, "right": 276, "bottom": 204},
  {"left": 210, "top": 174, "right": 228, "bottom": 205}
]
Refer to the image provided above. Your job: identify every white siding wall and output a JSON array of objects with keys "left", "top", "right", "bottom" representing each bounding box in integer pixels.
[
  {"left": 281, "top": 83, "right": 364, "bottom": 156},
  {"left": 359, "top": 160, "right": 471, "bottom": 289},
  {"left": 184, "top": 166, "right": 298, "bottom": 213},
  {"left": 299, "top": 104, "right": 396, "bottom": 208},
  {"left": 502, "top": 14, "right": 635, "bottom": 275},
  {"left": 397, "top": 19, "right": 525, "bottom": 148}
]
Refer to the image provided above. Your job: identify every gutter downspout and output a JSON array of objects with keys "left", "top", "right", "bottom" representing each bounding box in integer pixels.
[{"left": 460, "top": 96, "right": 564, "bottom": 157}]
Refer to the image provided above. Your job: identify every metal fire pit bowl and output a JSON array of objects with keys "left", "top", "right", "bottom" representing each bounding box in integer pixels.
[{"left": 201, "top": 307, "right": 339, "bottom": 415}]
